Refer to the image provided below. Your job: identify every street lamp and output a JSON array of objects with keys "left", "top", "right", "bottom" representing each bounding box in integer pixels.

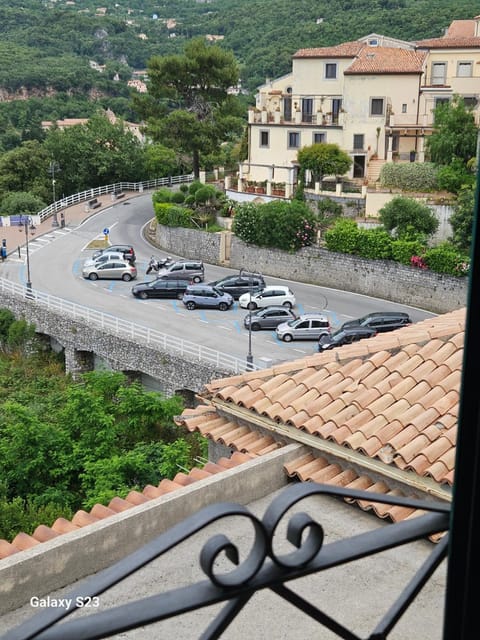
[
  {"left": 18, "top": 215, "right": 35, "bottom": 292},
  {"left": 48, "top": 161, "right": 61, "bottom": 227},
  {"left": 245, "top": 270, "right": 254, "bottom": 370}
]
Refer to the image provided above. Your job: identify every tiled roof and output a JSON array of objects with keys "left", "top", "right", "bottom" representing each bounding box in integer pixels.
[
  {"left": 416, "top": 19, "right": 480, "bottom": 48},
  {"left": 293, "top": 41, "right": 364, "bottom": 59},
  {"left": 0, "top": 452, "right": 255, "bottom": 560},
  {"left": 178, "top": 309, "right": 465, "bottom": 529},
  {"left": 344, "top": 47, "right": 426, "bottom": 75}
]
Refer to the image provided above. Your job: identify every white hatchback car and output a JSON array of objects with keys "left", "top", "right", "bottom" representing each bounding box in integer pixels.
[{"left": 239, "top": 285, "right": 296, "bottom": 310}]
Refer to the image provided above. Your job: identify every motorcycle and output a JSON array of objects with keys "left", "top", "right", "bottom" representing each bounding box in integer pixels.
[{"left": 146, "top": 256, "right": 173, "bottom": 275}]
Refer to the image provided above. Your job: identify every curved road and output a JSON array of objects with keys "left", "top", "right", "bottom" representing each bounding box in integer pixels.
[{"left": 4, "top": 194, "right": 436, "bottom": 365}]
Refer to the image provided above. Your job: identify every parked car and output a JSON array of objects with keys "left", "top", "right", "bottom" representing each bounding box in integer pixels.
[
  {"left": 83, "top": 252, "right": 125, "bottom": 267},
  {"left": 82, "top": 259, "right": 137, "bottom": 281},
  {"left": 238, "top": 285, "right": 296, "bottom": 310},
  {"left": 131, "top": 279, "right": 191, "bottom": 300},
  {"left": 318, "top": 326, "right": 377, "bottom": 351},
  {"left": 92, "top": 244, "right": 136, "bottom": 263},
  {"left": 182, "top": 285, "right": 233, "bottom": 311},
  {"left": 341, "top": 311, "right": 411, "bottom": 333},
  {"left": 243, "top": 306, "right": 297, "bottom": 331},
  {"left": 157, "top": 260, "right": 205, "bottom": 283},
  {"left": 275, "top": 313, "right": 330, "bottom": 342},
  {"left": 208, "top": 271, "right": 265, "bottom": 299}
]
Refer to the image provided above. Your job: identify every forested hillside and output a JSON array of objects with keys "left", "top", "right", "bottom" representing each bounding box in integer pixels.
[{"left": 0, "top": 0, "right": 478, "bottom": 94}]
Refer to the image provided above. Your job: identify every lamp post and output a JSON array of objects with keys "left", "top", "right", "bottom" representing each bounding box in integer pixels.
[
  {"left": 245, "top": 271, "right": 254, "bottom": 370},
  {"left": 18, "top": 215, "right": 35, "bottom": 292},
  {"left": 48, "top": 161, "right": 61, "bottom": 227}
]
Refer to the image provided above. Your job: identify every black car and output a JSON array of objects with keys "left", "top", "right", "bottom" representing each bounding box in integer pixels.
[
  {"left": 92, "top": 244, "right": 136, "bottom": 263},
  {"left": 318, "top": 326, "right": 377, "bottom": 351},
  {"left": 208, "top": 272, "right": 265, "bottom": 299},
  {"left": 341, "top": 311, "right": 411, "bottom": 333},
  {"left": 131, "top": 279, "right": 191, "bottom": 300},
  {"left": 243, "top": 306, "right": 296, "bottom": 330}
]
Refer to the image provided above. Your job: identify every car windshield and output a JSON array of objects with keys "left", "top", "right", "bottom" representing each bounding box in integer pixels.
[{"left": 212, "top": 287, "right": 223, "bottom": 296}]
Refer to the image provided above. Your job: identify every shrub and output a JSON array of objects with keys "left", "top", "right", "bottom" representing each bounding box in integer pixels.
[
  {"left": 0, "top": 308, "right": 15, "bottom": 345},
  {"left": 424, "top": 242, "right": 470, "bottom": 276},
  {"left": 356, "top": 228, "right": 392, "bottom": 260},
  {"left": 152, "top": 187, "right": 172, "bottom": 204},
  {"left": 379, "top": 196, "right": 439, "bottom": 238},
  {"left": 391, "top": 239, "right": 426, "bottom": 265},
  {"left": 179, "top": 184, "right": 189, "bottom": 193},
  {"left": 171, "top": 191, "right": 185, "bottom": 204},
  {"left": 184, "top": 195, "right": 195, "bottom": 206},
  {"left": 194, "top": 185, "right": 216, "bottom": 204},
  {"left": 188, "top": 181, "right": 203, "bottom": 195},
  {"left": 231, "top": 202, "right": 260, "bottom": 244},
  {"left": 154, "top": 202, "right": 193, "bottom": 228},
  {"left": 379, "top": 162, "right": 439, "bottom": 192},
  {"left": 436, "top": 159, "right": 475, "bottom": 194},
  {"left": 324, "top": 219, "right": 360, "bottom": 254}
]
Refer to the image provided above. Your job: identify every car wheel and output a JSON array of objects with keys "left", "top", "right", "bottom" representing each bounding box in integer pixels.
[
  {"left": 139, "top": 291, "right": 148, "bottom": 300},
  {"left": 251, "top": 323, "right": 261, "bottom": 331},
  {"left": 282, "top": 333, "right": 293, "bottom": 342},
  {"left": 186, "top": 301, "right": 196, "bottom": 310},
  {"left": 176, "top": 292, "right": 184, "bottom": 300},
  {"left": 247, "top": 301, "right": 257, "bottom": 310},
  {"left": 218, "top": 302, "right": 228, "bottom": 311},
  {"left": 122, "top": 274, "right": 132, "bottom": 282},
  {"left": 88, "top": 273, "right": 98, "bottom": 281},
  {"left": 193, "top": 276, "right": 202, "bottom": 283},
  {"left": 283, "top": 301, "right": 293, "bottom": 309}
]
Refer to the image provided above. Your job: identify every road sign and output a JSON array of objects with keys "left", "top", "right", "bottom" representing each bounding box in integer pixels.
[{"left": 103, "top": 227, "right": 110, "bottom": 235}]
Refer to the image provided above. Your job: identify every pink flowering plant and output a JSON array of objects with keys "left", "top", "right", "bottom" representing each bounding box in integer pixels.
[{"left": 410, "top": 255, "right": 427, "bottom": 269}]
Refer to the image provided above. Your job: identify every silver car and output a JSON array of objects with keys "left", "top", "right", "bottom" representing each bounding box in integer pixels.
[
  {"left": 275, "top": 313, "right": 331, "bottom": 342},
  {"left": 82, "top": 259, "right": 137, "bottom": 282},
  {"left": 83, "top": 252, "right": 125, "bottom": 268},
  {"left": 244, "top": 306, "right": 297, "bottom": 330}
]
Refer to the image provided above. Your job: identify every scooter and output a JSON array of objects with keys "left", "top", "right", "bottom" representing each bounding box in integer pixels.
[{"left": 146, "top": 256, "right": 173, "bottom": 275}]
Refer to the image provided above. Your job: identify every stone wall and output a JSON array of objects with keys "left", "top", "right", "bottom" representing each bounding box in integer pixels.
[
  {"left": 1, "top": 291, "right": 234, "bottom": 396},
  {"left": 155, "top": 226, "right": 467, "bottom": 314}
]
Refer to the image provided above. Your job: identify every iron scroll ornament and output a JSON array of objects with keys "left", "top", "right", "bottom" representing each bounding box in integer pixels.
[{"left": 2, "top": 483, "right": 450, "bottom": 640}]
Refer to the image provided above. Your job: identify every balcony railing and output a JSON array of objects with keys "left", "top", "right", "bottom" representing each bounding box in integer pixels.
[{"left": 1, "top": 483, "right": 449, "bottom": 639}]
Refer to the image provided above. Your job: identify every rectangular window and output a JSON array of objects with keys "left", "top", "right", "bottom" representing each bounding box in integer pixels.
[
  {"left": 463, "top": 96, "right": 478, "bottom": 109},
  {"left": 431, "top": 62, "right": 446, "bottom": 85},
  {"left": 370, "top": 98, "right": 384, "bottom": 116},
  {"left": 313, "top": 132, "right": 326, "bottom": 144},
  {"left": 325, "top": 63, "right": 337, "bottom": 79},
  {"left": 353, "top": 134, "right": 364, "bottom": 150},
  {"left": 435, "top": 97, "right": 450, "bottom": 108},
  {"left": 259, "top": 130, "right": 269, "bottom": 147},
  {"left": 457, "top": 61, "right": 473, "bottom": 77},
  {"left": 288, "top": 131, "right": 300, "bottom": 148},
  {"left": 302, "top": 98, "right": 313, "bottom": 123},
  {"left": 402, "top": 103, "right": 407, "bottom": 113}
]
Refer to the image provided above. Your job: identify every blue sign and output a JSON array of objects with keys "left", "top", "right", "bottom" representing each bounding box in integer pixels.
[{"left": 103, "top": 228, "right": 109, "bottom": 235}]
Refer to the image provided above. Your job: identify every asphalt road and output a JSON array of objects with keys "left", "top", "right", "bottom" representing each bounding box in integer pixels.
[{"left": 2, "top": 194, "right": 436, "bottom": 366}]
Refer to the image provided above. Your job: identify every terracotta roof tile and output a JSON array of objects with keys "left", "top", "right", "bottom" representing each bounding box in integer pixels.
[
  {"left": 11, "top": 532, "right": 41, "bottom": 551},
  {"left": 51, "top": 518, "right": 81, "bottom": 534},
  {"left": 345, "top": 47, "right": 425, "bottom": 75}
]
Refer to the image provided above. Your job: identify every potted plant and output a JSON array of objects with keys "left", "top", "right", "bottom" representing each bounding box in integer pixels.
[{"left": 255, "top": 181, "right": 267, "bottom": 194}]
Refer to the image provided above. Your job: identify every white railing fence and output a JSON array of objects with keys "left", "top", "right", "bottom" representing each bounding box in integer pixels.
[
  {"left": 0, "top": 277, "right": 258, "bottom": 373},
  {"left": 37, "top": 174, "right": 195, "bottom": 224}
]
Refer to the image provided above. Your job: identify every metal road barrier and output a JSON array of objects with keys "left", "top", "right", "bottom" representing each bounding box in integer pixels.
[{"left": 0, "top": 277, "right": 259, "bottom": 373}]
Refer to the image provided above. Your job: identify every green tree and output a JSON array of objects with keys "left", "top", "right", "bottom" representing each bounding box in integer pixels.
[
  {"left": 0, "top": 191, "right": 46, "bottom": 216},
  {"left": 43, "top": 113, "right": 147, "bottom": 195},
  {"left": 144, "top": 143, "right": 184, "bottom": 179},
  {"left": 449, "top": 184, "right": 475, "bottom": 252},
  {"left": 426, "top": 96, "right": 478, "bottom": 166},
  {"left": 379, "top": 196, "right": 439, "bottom": 239},
  {"left": 0, "top": 140, "right": 51, "bottom": 201},
  {"left": 142, "top": 38, "right": 242, "bottom": 178},
  {"left": 297, "top": 143, "right": 352, "bottom": 185}
]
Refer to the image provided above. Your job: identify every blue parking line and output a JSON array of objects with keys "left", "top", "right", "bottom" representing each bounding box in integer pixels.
[
  {"left": 296, "top": 303, "right": 305, "bottom": 315},
  {"left": 233, "top": 320, "right": 242, "bottom": 334},
  {"left": 171, "top": 300, "right": 183, "bottom": 313},
  {"left": 72, "top": 259, "right": 82, "bottom": 276},
  {"left": 199, "top": 310, "right": 208, "bottom": 323},
  {"left": 108, "top": 282, "right": 115, "bottom": 292}
]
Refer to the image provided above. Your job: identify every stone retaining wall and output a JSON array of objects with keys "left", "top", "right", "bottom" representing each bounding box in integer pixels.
[
  {"left": 155, "top": 225, "right": 467, "bottom": 314},
  {"left": 1, "top": 291, "right": 233, "bottom": 395}
]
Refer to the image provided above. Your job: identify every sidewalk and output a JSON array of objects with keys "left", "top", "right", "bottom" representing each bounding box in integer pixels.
[{"left": 0, "top": 192, "right": 137, "bottom": 257}]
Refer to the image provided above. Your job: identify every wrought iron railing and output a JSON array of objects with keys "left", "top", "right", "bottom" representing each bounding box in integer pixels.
[
  {"left": 0, "top": 483, "right": 450, "bottom": 640},
  {"left": 0, "top": 277, "right": 258, "bottom": 373}
]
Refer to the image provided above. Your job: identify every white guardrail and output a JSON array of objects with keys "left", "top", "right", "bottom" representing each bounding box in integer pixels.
[
  {"left": 37, "top": 175, "right": 195, "bottom": 224},
  {"left": 0, "top": 277, "right": 258, "bottom": 373}
]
